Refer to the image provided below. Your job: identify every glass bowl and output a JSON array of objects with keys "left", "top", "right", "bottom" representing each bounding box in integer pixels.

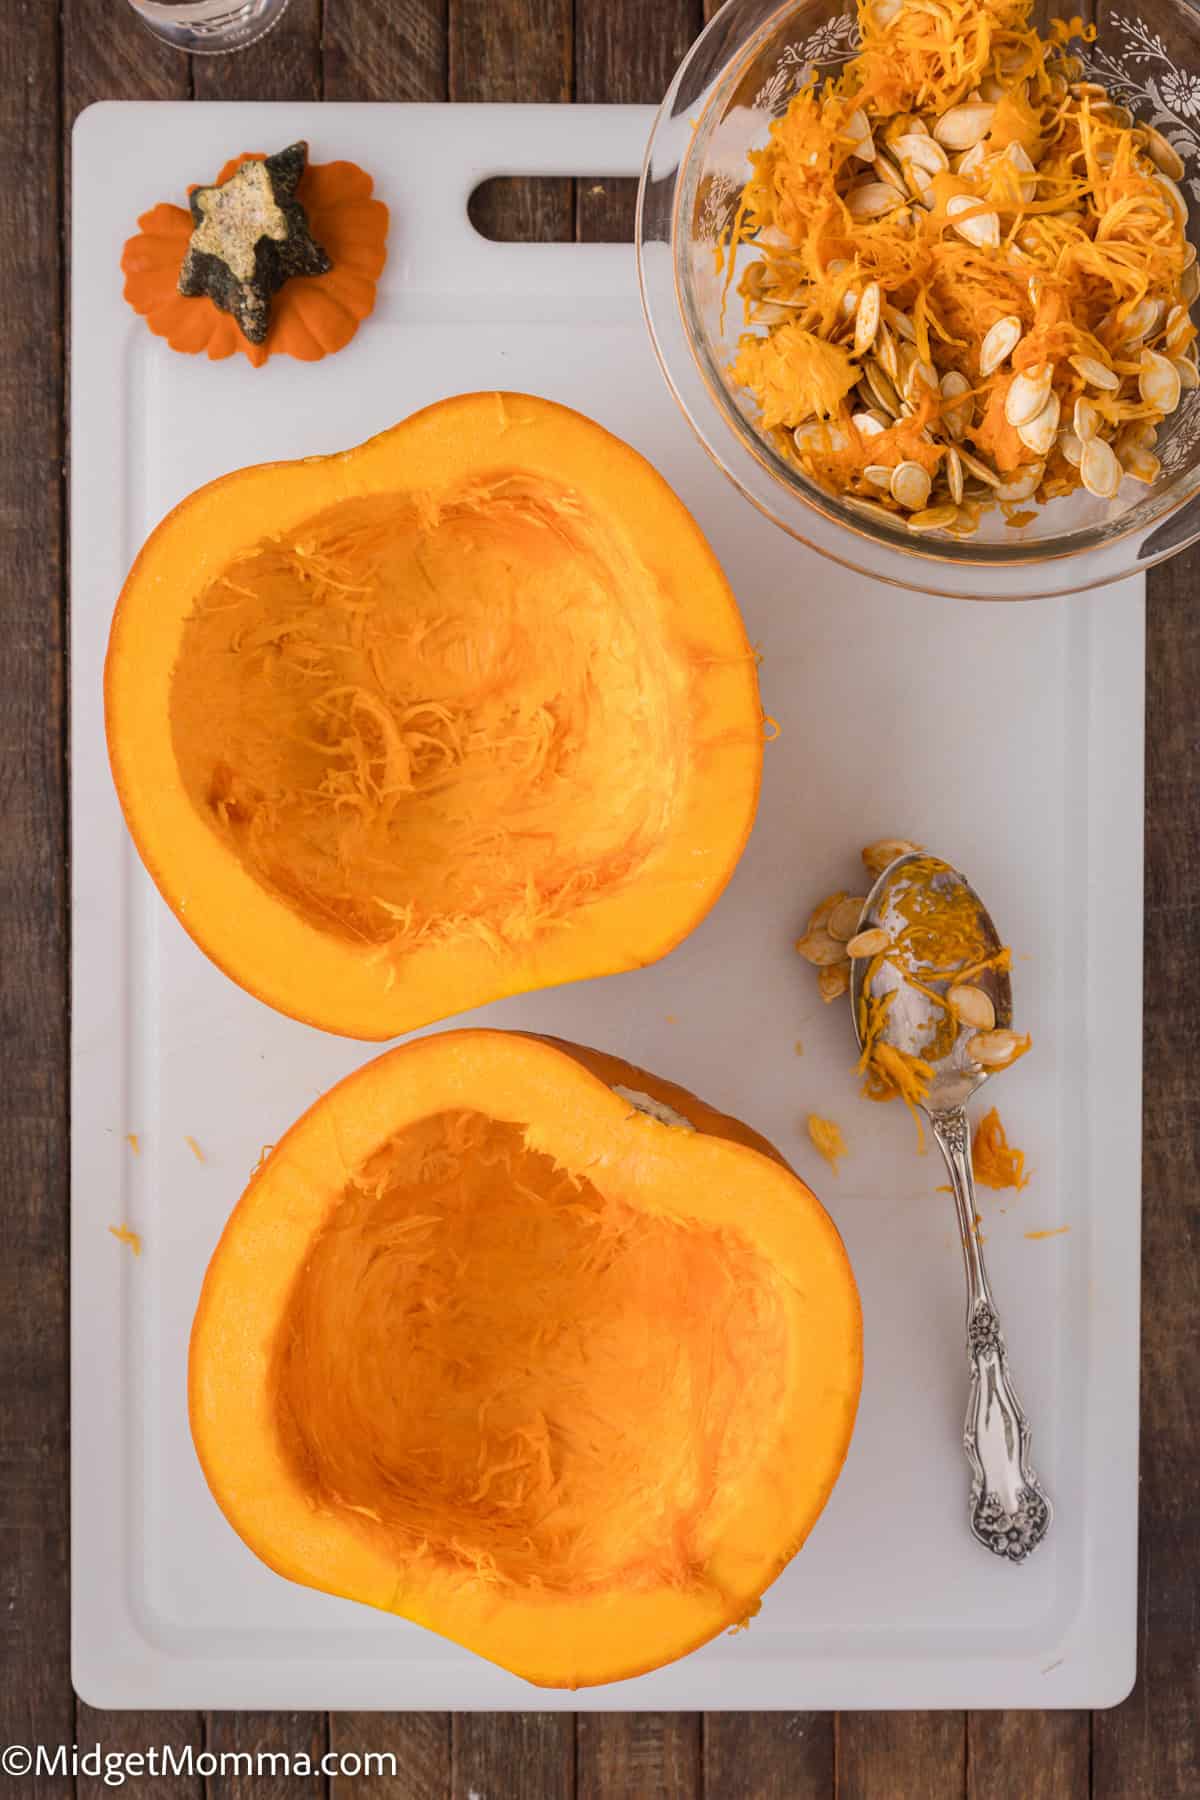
[{"left": 637, "top": 0, "right": 1200, "bottom": 599}]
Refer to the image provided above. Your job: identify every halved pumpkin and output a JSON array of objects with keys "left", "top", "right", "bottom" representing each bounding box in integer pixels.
[
  {"left": 105, "top": 393, "right": 762, "bottom": 1038},
  {"left": 189, "top": 1030, "right": 863, "bottom": 1689}
]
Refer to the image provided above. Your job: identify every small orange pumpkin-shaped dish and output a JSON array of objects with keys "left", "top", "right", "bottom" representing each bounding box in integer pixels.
[{"left": 120, "top": 152, "right": 388, "bottom": 367}]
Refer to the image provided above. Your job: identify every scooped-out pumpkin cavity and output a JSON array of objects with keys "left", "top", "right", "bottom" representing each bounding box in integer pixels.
[
  {"left": 271, "top": 1106, "right": 790, "bottom": 1595},
  {"left": 169, "top": 476, "right": 689, "bottom": 954}
]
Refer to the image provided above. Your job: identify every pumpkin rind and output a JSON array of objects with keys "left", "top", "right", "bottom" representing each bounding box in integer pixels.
[
  {"left": 188, "top": 1030, "right": 863, "bottom": 1688},
  {"left": 105, "top": 393, "right": 764, "bottom": 1039}
]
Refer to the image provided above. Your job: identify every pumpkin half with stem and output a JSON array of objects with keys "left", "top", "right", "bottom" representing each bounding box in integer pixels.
[
  {"left": 189, "top": 1029, "right": 863, "bottom": 1688},
  {"left": 105, "top": 393, "right": 763, "bottom": 1038}
]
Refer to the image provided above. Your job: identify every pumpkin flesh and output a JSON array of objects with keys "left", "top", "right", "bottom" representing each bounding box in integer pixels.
[
  {"left": 107, "top": 394, "right": 763, "bottom": 1038},
  {"left": 189, "top": 1031, "right": 863, "bottom": 1688}
]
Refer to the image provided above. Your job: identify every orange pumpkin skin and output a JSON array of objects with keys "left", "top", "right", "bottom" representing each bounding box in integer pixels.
[
  {"left": 105, "top": 392, "right": 764, "bottom": 1040},
  {"left": 120, "top": 153, "right": 388, "bottom": 366},
  {"left": 188, "top": 1030, "right": 863, "bottom": 1689}
]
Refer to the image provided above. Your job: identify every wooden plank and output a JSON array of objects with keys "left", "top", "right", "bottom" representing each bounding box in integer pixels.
[
  {"left": 190, "top": 0, "right": 322, "bottom": 101},
  {"left": 0, "top": 1, "right": 73, "bottom": 1793},
  {"left": 452, "top": 1715, "right": 575, "bottom": 1800},
  {"left": 325, "top": 0, "right": 448, "bottom": 103},
  {"left": 967, "top": 1713, "right": 1090, "bottom": 1800},
  {"left": 577, "top": 1714, "right": 699, "bottom": 1800},
  {"left": 74, "top": 1708, "right": 203, "bottom": 1800},
  {"left": 330, "top": 1715, "right": 450, "bottom": 1799},
  {"left": 206, "top": 1713, "right": 329, "bottom": 1795},
  {"left": 704, "top": 1713, "right": 833, "bottom": 1799},
  {"left": 1092, "top": 545, "right": 1200, "bottom": 1798},
  {"left": 450, "top": 0, "right": 572, "bottom": 243},
  {"left": 575, "top": 0, "right": 701, "bottom": 241},
  {"left": 837, "top": 1713, "right": 965, "bottom": 1800}
]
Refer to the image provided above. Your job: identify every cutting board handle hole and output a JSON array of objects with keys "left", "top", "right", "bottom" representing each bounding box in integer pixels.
[{"left": 469, "top": 177, "right": 637, "bottom": 243}]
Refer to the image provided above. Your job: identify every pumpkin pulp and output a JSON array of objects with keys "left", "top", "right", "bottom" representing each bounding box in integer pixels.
[{"left": 170, "top": 479, "right": 685, "bottom": 950}]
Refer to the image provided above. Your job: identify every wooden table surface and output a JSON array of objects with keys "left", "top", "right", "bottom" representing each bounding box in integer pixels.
[{"left": 1, "top": 0, "right": 1196, "bottom": 1794}]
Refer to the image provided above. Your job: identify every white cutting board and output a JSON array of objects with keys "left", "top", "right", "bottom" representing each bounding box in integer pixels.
[{"left": 70, "top": 101, "right": 1142, "bottom": 1711}]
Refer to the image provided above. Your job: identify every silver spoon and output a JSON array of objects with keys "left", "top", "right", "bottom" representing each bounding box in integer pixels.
[{"left": 850, "top": 852, "right": 1053, "bottom": 1564}]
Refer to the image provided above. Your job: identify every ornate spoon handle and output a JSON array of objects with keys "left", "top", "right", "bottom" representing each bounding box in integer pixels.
[{"left": 930, "top": 1107, "right": 1053, "bottom": 1563}]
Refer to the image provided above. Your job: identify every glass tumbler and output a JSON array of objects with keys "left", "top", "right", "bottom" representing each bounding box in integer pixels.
[{"left": 124, "top": 0, "right": 291, "bottom": 55}]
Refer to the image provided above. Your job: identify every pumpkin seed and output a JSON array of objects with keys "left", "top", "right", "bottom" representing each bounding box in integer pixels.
[
  {"left": 904, "top": 160, "right": 937, "bottom": 206},
  {"left": 844, "top": 107, "right": 875, "bottom": 163},
  {"left": 847, "top": 495, "right": 902, "bottom": 526},
  {"left": 890, "top": 460, "right": 933, "bottom": 510},
  {"left": 956, "top": 140, "right": 987, "bottom": 179},
  {"left": 873, "top": 149, "right": 908, "bottom": 194},
  {"left": 1080, "top": 435, "right": 1122, "bottom": 499},
  {"left": 863, "top": 463, "right": 894, "bottom": 488},
  {"left": 1140, "top": 348, "right": 1182, "bottom": 414},
  {"left": 943, "top": 505, "right": 981, "bottom": 536},
  {"left": 1173, "top": 354, "right": 1200, "bottom": 392},
  {"left": 818, "top": 961, "right": 852, "bottom": 1003},
  {"left": 847, "top": 927, "right": 891, "bottom": 958},
  {"left": 1005, "top": 364, "right": 1054, "bottom": 427},
  {"left": 933, "top": 102, "right": 996, "bottom": 150},
  {"left": 1070, "top": 81, "right": 1108, "bottom": 101},
  {"left": 1058, "top": 429, "right": 1084, "bottom": 467},
  {"left": 948, "top": 984, "right": 996, "bottom": 1030},
  {"left": 1018, "top": 391, "right": 1060, "bottom": 456},
  {"left": 957, "top": 446, "right": 1004, "bottom": 486},
  {"left": 946, "top": 444, "right": 964, "bottom": 503},
  {"left": 866, "top": 359, "right": 901, "bottom": 416},
  {"left": 796, "top": 927, "right": 849, "bottom": 967},
  {"left": 827, "top": 897, "right": 867, "bottom": 942},
  {"left": 1121, "top": 445, "right": 1160, "bottom": 484},
  {"left": 1073, "top": 396, "right": 1101, "bottom": 441},
  {"left": 886, "top": 307, "right": 916, "bottom": 343},
  {"left": 868, "top": 0, "right": 902, "bottom": 23},
  {"left": 875, "top": 324, "right": 901, "bottom": 383},
  {"left": 847, "top": 180, "right": 906, "bottom": 219},
  {"left": 1002, "top": 140, "right": 1038, "bottom": 204},
  {"left": 947, "top": 192, "right": 1000, "bottom": 248},
  {"left": 906, "top": 502, "right": 959, "bottom": 532},
  {"left": 1068, "top": 352, "right": 1120, "bottom": 392},
  {"left": 1117, "top": 296, "right": 1164, "bottom": 344},
  {"left": 794, "top": 420, "right": 850, "bottom": 454},
  {"left": 905, "top": 356, "right": 938, "bottom": 404},
  {"left": 1093, "top": 101, "right": 1133, "bottom": 129},
  {"left": 967, "top": 1029, "right": 1025, "bottom": 1066},
  {"left": 853, "top": 406, "right": 890, "bottom": 434},
  {"left": 1143, "top": 125, "right": 1186, "bottom": 181},
  {"left": 854, "top": 281, "right": 882, "bottom": 356},
  {"left": 892, "top": 132, "right": 948, "bottom": 175},
  {"left": 1165, "top": 304, "right": 1193, "bottom": 354},
  {"left": 979, "top": 314, "right": 1023, "bottom": 376},
  {"left": 862, "top": 838, "right": 919, "bottom": 877},
  {"left": 1182, "top": 263, "right": 1200, "bottom": 305},
  {"left": 1153, "top": 170, "right": 1188, "bottom": 227},
  {"left": 939, "top": 369, "right": 973, "bottom": 439},
  {"left": 995, "top": 461, "right": 1044, "bottom": 502}
]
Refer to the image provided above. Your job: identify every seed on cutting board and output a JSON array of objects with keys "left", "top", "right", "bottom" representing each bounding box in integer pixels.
[
  {"left": 1140, "top": 348, "right": 1183, "bottom": 413},
  {"left": 847, "top": 927, "right": 891, "bottom": 958},
  {"left": 1143, "top": 124, "right": 1186, "bottom": 181},
  {"left": 1058, "top": 429, "right": 1084, "bottom": 467},
  {"left": 818, "top": 961, "right": 852, "bottom": 1003},
  {"left": 948, "top": 984, "right": 996, "bottom": 1030},
  {"left": 933, "top": 102, "right": 996, "bottom": 150},
  {"left": 1005, "top": 365, "right": 1054, "bottom": 428},
  {"left": 1068, "top": 352, "right": 1120, "bottom": 392},
  {"left": 862, "top": 837, "right": 919, "bottom": 876},
  {"left": 795, "top": 927, "right": 850, "bottom": 967},
  {"left": 1018, "top": 390, "right": 1060, "bottom": 456},
  {"left": 906, "top": 503, "right": 959, "bottom": 532},
  {"left": 1080, "top": 435, "right": 1122, "bottom": 499},
  {"left": 847, "top": 180, "right": 905, "bottom": 219},
  {"left": 891, "top": 460, "right": 932, "bottom": 510},
  {"left": 946, "top": 192, "right": 1001, "bottom": 249},
  {"left": 967, "top": 1029, "right": 1025, "bottom": 1066},
  {"left": 828, "top": 897, "right": 867, "bottom": 942},
  {"left": 854, "top": 281, "right": 882, "bottom": 356},
  {"left": 980, "top": 315, "right": 1022, "bottom": 376}
]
